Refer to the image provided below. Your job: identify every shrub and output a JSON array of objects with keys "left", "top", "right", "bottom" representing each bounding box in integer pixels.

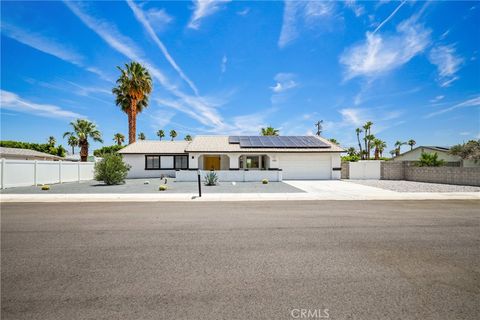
[
  {"left": 93, "top": 145, "right": 124, "bottom": 157},
  {"left": 417, "top": 152, "right": 445, "bottom": 167},
  {"left": 159, "top": 185, "right": 167, "bottom": 191},
  {"left": 262, "top": 179, "right": 269, "bottom": 184},
  {"left": 204, "top": 171, "right": 219, "bottom": 186},
  {"left": 0, "top": 140, "right": 66, "bottom": 157},
  {"left": 41, "top": 185, "right": 50, "bottom": 190},
  {"left": 94, "top": 153, "right": 131, "bottom": 185},
  {"left": 341, "top": 154, "right": 360, "bottom": 162}
]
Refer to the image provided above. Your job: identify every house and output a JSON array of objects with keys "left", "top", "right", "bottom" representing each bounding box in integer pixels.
[
  {"left": 0, "top": 147, "right": 63, "bottom": 161},
  {"left": 118, "top": 135, "right": 344, "bottom": 181},
  {"left": 393, "top": 146, "right": 479, "bottom": 167}
]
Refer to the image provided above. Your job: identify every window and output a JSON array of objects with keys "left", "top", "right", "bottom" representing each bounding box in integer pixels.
[
  {"left": 160, "top": 156, "right": 174, "bottom": 169},
  {"left": 175, "top": 155, "right": 188, "bottom": 169},
  {"left": 246, "top": 156, "right": 260, "bottom": 169},
  {"left": 145, "top": 156, "right": 160, "bottom": 169}
]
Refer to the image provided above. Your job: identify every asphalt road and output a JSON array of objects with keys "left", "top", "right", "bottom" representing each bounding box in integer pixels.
[{"left": 1, "top": 200, "right": 479, "bottom": 320}]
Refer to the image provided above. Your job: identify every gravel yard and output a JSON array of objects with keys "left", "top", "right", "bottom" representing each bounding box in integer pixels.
[{"left": 348, "top": 179, "right": 480, "bottom": 192}]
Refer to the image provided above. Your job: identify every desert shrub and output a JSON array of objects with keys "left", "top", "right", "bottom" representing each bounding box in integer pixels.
[
  {"left": 41, "top": 185, "right": 50, "bottom": 190},
  {"left": 262, "top": 179, "right": 269, "bottom": 184},
  {"left": 204, "top": 171, "right": 219, "bottom": 186},
  {"left": 417, "top": 152, "right": 445, "bottom": 167},
  {"left": 93, "top": 145, "right": 124, "bottom": 157},
  {"left": 94, "top": 153, "right": 131, "bottom": 185},
  {"left": 159, "top": 185, "right": 168, "bottom": 191},
  {"left": 341, "top": 154, "right": 360, "bottom": 162}
]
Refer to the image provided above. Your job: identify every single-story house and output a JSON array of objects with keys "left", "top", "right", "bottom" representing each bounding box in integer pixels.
[
  {"left": 118, "top": 135, "right": 344, "bottom": 181},
  {"left": 393, "top": 146, "right": 479, "bottom": 167},
  {"left": 0, "top": 147, "right": 63, "bottom": 161}
]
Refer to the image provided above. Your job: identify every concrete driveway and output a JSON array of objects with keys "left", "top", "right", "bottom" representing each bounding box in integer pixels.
[
  {"left": 284, "top": 180, "right": 398, "bottom": 197},
  {"left": 2, "top": 200, "right": 479, "bottom": 320}
]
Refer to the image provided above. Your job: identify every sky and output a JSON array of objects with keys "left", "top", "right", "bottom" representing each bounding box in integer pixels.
[{"left": 1, "top": 0, "right": 479, "bottom": 154}]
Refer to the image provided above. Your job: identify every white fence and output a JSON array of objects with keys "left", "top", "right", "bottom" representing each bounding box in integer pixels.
[
  {"left": 349, "top": 160, "right": 382, "bottom": 180},
  {"left": 0, "top": 159, "right": 95, "bottom": 189},
  {"left": 176, "top": 170, "right": 283, "bottom": 182}
]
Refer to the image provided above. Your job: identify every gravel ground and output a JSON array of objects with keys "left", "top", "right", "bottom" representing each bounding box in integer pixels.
[{"left": 348, "top": 179, "right": 480, "bottom": 192}]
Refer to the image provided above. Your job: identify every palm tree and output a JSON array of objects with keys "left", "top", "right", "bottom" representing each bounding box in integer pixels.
[
  {"left": 363, "top": 121, "right": 373, "bottom": 159},
  {"left": 394, "top": 141, "right": 405, "bottom": 156},
  {"left": 169, "top": 129, "right": 177, "bottom": 141},
  {"left": 113, "top": 133, "right": 125, "bottom": 146},
  {"left": 261, "top": 126, "right": 279, "bottom": 136},
  {"left": 185, "top": 134, "right": 192, "bottom": 141},
  {"left": 389, "top": 150, "right": 396, "bottom": 158},
  {"left": 347, "top": 147, "right": 357, "bottom": 157},
  {"left": 328, "top": 138, "right": 339, "bottom": 145},
  {"left": 48, "top": 136, "right": 56, "bottom": 146},
  {"left": 366, "top": 134, "right": 376, "bottom": 159},
  {"left": 112, "top": 61, "right": 153, "bottom": 145},
  {"left": 156, "top": 130, "right": 165, "bottom": 141},
  {"left": 407, "top": 139, "right": 416, "bottom": 150},
  {"left": 67, "top": 135, "right": 78, "bottom": 154},
  {"left": 373, "top": 139, "right": 387, "bottom": 160},
  {"left": 138, "top": 132, "right": 146, "bottom": 140},
  {"left": 63, "top": 119, "right": 103, "bottom": 162},
  {"left": 355, "top": 128, "right": 363, "bottom": 159},
  {"left": 378, "top": 140, "right": 387, "bottom": 158}
]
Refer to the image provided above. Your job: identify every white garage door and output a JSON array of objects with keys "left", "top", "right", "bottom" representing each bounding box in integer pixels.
[{"left": 280, "top": 156, "right": 332, "bottom": 180}]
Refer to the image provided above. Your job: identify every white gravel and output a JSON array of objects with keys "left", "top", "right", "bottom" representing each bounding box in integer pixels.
[{"left": 347, "top": 180, "right": 480, "bottom": 193}]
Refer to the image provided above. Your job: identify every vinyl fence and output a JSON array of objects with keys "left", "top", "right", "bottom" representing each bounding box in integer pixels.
[
  {"left": 348, "top": 160, "right": 382, "bottom": 180},
  {"left": 0, "top": 159, "right": 95, "bottom": 189}
]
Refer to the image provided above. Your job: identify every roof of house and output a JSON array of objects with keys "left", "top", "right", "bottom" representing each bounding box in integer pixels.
[
  {"left": 398, "top": 146, "right": 451, "bottom": 157},
  {"left": 185, "top": 135, "right": 344, "bottom": 153},
  {"left": 118, "top": 140, "right": 191, "bottom": 154},
  {"left": 0, "top": 147, "right": 62, "bottom": 159}
]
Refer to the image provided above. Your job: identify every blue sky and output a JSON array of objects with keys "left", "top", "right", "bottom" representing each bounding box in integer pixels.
[{"left": 1, "top": 0, "right": 479, "bottom": 153}]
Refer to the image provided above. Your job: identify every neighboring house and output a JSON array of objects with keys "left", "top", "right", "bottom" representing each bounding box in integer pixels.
[
  {"left": 393, "top": 146, "right": 479, "bottom": 167},
  {"left": 64, "top": 154, "right": 102, "bottom": 162},
  {"left": 118, "top": 135, "right": 344, "bottom": 181},
  {"left": 0, "top": 147, "right": 62, "bottom": 161}
]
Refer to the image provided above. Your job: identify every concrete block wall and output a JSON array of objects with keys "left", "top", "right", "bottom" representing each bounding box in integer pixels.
[{"left": 381, "top": 162, "right": 405, "bottom": 180}]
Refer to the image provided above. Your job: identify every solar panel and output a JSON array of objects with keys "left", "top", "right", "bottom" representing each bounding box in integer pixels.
[{"left": 227, "top": 136, "right": 330, "bottom": 148}]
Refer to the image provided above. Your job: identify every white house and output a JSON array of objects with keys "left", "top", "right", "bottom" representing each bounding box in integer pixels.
[
  {"left": 394, "top": 146, "right": 479, "bottom": 167},
  {"left": 118, "top": 135, "right": 344, "bottom": 181}
]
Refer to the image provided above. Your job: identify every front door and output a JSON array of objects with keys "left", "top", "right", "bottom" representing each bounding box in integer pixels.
[{"left": 204, "top": 156, "right": 221, "bottom": 170}]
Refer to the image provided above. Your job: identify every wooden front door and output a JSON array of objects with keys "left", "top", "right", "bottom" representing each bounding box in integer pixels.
[{"left": 204, "top": 156, "right": 221, "bottom": 170}]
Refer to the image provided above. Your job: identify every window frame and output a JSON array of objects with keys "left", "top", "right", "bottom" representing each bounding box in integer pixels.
[{"left": 144, "top": 154, "right": 189, "bottom": 170}]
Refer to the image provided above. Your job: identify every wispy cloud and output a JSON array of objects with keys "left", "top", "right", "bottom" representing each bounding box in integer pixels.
[
  {"left": 188, "top": 0, "right": 231, "bottom": 30},
  {"left": 144, "top": 7, "right": 173, "bottom": 32},
  {"left": 0, "top": 21, "right": 111, "bottom": 81},
  {"left": 340, "top": 17, "right": 430, "bottom": 80},
  {"left": 126, "top": 0, "right": 199, "bottom": 95},
  {"left": 345, "top": 0, "right": 365, "bottom": 18},
  {"left": 278, "top": 1, "right": 336, "bottom": 48},
  {"left": 372, "top": 0, "right": 406, "bottom": 33},
  {"left": 270, "top": 73, "right": 298, "bottom": 93},
  {"left": 428, "top": 45, "right": 464, "bottom": 87},
  {"left": 1, "top": 90, "right": 84, "bottom": 119},
  {"left": 425, "top": 96, "right": 480, "bottom": 118},
  {"left": 149, "top": 109, "right": 176, "bottom": 129},
  {"left": 430, "top": 95, "right": 445, "bottom": 103},
  {"left": 221, "top": 55, "right": 227, "bottom": 74}
]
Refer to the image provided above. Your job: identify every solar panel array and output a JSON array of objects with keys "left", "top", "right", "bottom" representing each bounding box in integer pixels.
[{"left": 228, "top": 136, "right": 330, "bottom": 148}]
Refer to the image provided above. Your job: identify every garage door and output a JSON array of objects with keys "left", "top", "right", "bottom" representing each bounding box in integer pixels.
[{"left": 280, "top": 156, "right": 331, "bottom": 180}]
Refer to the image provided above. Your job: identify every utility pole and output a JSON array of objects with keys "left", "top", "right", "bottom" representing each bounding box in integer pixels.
[{"left": 315, "top": 120, "right": 323, "bottom": 136}]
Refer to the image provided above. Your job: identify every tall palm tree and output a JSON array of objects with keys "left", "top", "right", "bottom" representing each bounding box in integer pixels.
[
  {"left": 67, "top": 135, "right": 78, "bottom": 155},
  {"left": 112, "top": 62, "right": 153, "bottom": 145},
  {"left": 373, "top": 139, "right": 387, "bottom": 160},
  {"left": 378, "top": 140, "right": 387, "bottom": 158},
  {"left": 328, "top": 138, "right": 339, "bottom": 145},
  {"left": 389, "top": 150, "right": 396, "bottom": 158},
  {"left": 48, "top": 136, "right": 56, "bottom": 146},
  {"left": 156, "top": 130, "right": 165, "bottom": 141},
  {"left": 366, "top": 134, "right": 376, "bottom": 159},
  {"left": 260, "top": 126, "right": 279, "bottom": 136},
  {"left": 355, "top": 128, "right": 363, "bottom": 159},
  {"left": 184, "top": 134, "right": 192, "bottom": 141},
  {"left": 138, "top": 132, "right": 146, "bottom": 140},
  {"left": 394, "top": 141, "right": 405, "bottom": 156},
  {"left": 363, "top": 121, "right": 373, "bottom": 159},
  {"left": 169, "top": 129, "right": 177, "bottom": 141},
  {"left": 113, "top": 133, "right": 125, "bottom": 146},
  {"left": 63, "top": 119, "right": 103, "bottom": 162},
  {"left": 347, "top": 147, "right": 357, "bottom": 157},
  {"left": 408, "top": 139, "right": 416, "bottom": 150}
]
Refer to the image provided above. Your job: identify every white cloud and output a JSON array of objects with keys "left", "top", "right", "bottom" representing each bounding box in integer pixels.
[
  {"left": 221, "top": 55, "right": 227, "bottom": 74},
  {"left": 0, "top": 21, "right": 111, "bottom": 81},
  {"left": 430, "top": 95, "right": 445, "bottom": 103},
  {"left": 270, "top": 73, "right": 298, "bottom": 93},
  {"left": 278, "top": 1, "right": 336, "bottom": 48},
  {"left": 237, "top": 8, "right": 250, "bottom": 16},
  {"left": 425, "top": 96, "right": 480, "bottom": 118},
  {"left": 428, "top": 45, "right": 464, "bottom": 87},
  {"left": 145, "top": 7, "right": 173, "bottom": 32},
  {"left": 126, "top": 0, "right": 199, "bottom": 95},
  {"left": 188, "top": 0, "right": 231, "bottom": 30},
  {"left": 1, "top": 90, "right": 84, "bottom": 119},
  {"left": 150, "top": 109, "right": 176, "bottom": 129},
  {"left": 345, "top": 0, "right": 365, "bottom": 17},
  {"left": 340, "top": 17, "right": 431, "bottom": 80}
]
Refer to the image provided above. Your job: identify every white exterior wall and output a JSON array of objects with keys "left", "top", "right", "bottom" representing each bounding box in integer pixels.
[
  {"left": 0, "top": 159, "right": 94, "bottom": 189},
  {"left": 349, "top": 160, "right": 382, "bottom": 180},
  {"left": 176, "top": 170, "right": 282, "bottom": 182},
  {"left": 122, "top": 154, "right": 175, "bottom": 178},
  {"left": 395, "top": 148, "right": 461, "bottom": 162}
]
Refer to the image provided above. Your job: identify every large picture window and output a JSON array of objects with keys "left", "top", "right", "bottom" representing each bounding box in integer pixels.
[{"left": 145, "top": 155, "right": 188, "bottom": 170}]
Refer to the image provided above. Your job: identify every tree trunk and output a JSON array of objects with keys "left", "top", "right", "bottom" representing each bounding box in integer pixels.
[
  {"left": 71, "top": 146, "right": 74, "bottom": 155},
  {"left": 374, "top": 148, "right": 379, "bottom": 160},
  {"left": 357, "top": 134, "right": 363, "bottom": 159},
  {"left": 80, "top": 140, "right": 88, "bottom": 162},
  {"left": 128, "top": 99, "right": 137, "bottom": 144}
]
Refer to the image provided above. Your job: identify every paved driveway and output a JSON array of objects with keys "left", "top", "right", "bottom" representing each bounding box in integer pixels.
[{"left": 2, "top": 200, "right": 479, "bottom": 320}]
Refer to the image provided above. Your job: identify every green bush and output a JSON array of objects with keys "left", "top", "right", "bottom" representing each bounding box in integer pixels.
[
  {"left": 262, "top": 179, "right": 269, "bottom": 184},
  {"left": 0, "top": 140, "right": 66, "bottom": 157},
  {"left": 94, "top": 153, "right": 131, "bottom": 185},
  {"left": 204, "top": 171, "right": 219, "bottom": 186},
  {"left": 341, "top": 154, "right": 360, "bottom": 162},
  {"left": 159, "top": 185, "right": 168, "bottom": 191},
  {"left": 93, "top": 145, "right": 124, "bottom": 157},
  {"left": 417, "top": 152, "right": 445, "bottom": 167},
  {"left": 41, "top": 185, "right": 50, "bottom": 190}
]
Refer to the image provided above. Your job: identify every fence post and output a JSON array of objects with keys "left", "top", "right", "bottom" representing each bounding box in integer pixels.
[
  {"left": 34, "top": 160, "right": 38, "bottom": 186},
  {"left": 59, "top": 160, "right": 62, "bottom": 184}
]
